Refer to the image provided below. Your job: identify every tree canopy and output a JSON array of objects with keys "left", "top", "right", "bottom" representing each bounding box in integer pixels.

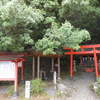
[
  {"left": 59, "top": 0, "right": 100, "bottom": 44},
  {"left": 0, "top": 0, "right": 97, "bottom": 54}
]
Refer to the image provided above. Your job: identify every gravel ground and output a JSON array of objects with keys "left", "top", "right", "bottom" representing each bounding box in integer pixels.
[
  {"left": 63, "top": 72, "right": 100, "bottom": 100},
  {"left": 46, "top": 72, "right": 100, "bottom": 100},
  {"left": 0, "top": 72, "right": 100, "bottom": 100}
]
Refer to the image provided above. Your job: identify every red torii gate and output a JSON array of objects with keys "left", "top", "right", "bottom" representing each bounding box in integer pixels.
[{"left": 64, "top": 44, "right": 100, "bottom": 78}]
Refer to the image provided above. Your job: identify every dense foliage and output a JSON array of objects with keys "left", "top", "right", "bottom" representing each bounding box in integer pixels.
[
  {"left": 1, "top": 0, "right": 98, "bottom": 54},
  {"left": 31, "top": 79, "right": 45, "bottom": 94},
  {"left": 59, "top": 0, "right": 100, "bottom": 44},
  {"left": 0, "top": 0, "right": 44, "bottom": 51}
]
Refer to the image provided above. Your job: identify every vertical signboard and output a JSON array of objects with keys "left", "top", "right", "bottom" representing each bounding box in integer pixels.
[{"left": 25, "top": 81, "right": 31, "bottom": 99}]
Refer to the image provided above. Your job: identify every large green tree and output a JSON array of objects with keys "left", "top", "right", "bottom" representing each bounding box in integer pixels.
[
  {"left": 59, "top": 0, "right": 100, "bottom": 44},
  {"left": 0, "top": 0, "right": 91, "bottom": 54}
]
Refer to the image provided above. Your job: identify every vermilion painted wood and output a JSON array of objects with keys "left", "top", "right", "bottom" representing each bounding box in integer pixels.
[
  {"left": 64, "top": 44, "right": 100, "bottom": 78},
  {"left": 65, "top": 51, "right": 94, "bottom": 55},
  {"left": 64, "top": 44, "right": 100, "bottom": 50},
  {"left": 93, "top": 48, "right": 99, "bottom": 77},
  {"left": 15, "top": 62, "right": 18, "bottom": 92},
  {"left": 0, "top": 58, "right": 24, "bottom": 62},
  {"left": 64, "top": 47, "right": 72, "bottom": 50},
  {"left": 65, "top": 50, "right": 100, "bottom": 55},
  {"left": 80, "top": 44, "right": 100, "bottom": 48}
]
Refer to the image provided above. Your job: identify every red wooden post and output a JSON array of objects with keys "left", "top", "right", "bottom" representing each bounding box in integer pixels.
[
  {"left": 64, "top": 44, "right": 100, "bottom": 78},
  {"left": 15, "top": 62, "right": 18, "bottom": 94},
  {"left": 70, "top": 50, "right": 73, "bottom": 78},
  {"left": 93, "top": 48, "right": 99, "bottom": 78}
]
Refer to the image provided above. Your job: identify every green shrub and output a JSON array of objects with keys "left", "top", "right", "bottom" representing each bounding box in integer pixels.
[
  {"left": 97, "top": 78, "right": 100, "bottom": 84},
  {"left": 7, "top": 86, "right": 14, "bottom": 96},
  {"left": 95, "top": 79, "right": 100, "bottom": 96},
  {"left": 31, "top": 79, "right": 45, "bottom": 95},
  {"left": 96, "top": 86, "right": 100, "bottom": 96}
]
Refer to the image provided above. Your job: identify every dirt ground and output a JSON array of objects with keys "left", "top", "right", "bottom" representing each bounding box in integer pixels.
[
  {"left": 62, "top": 72, "right": 100, "bottom": 100},
  {"left": 45, "top": 72, "right": 100, "bottom": 100},
  {"left": 0, "top": 72, "right": 100, "bottom": 100}
]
